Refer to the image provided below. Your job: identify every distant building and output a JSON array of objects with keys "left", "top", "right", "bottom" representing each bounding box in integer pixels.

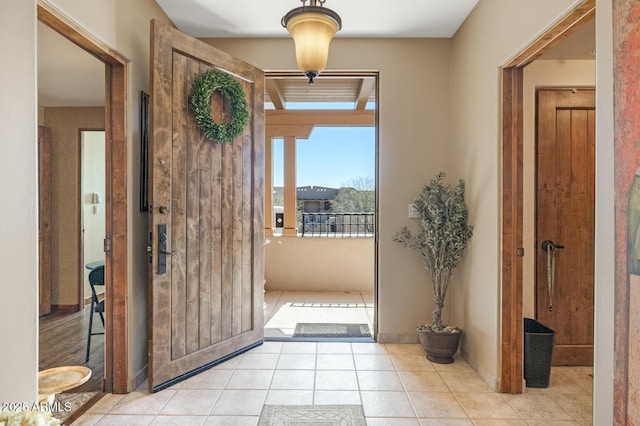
[
  {"left": 273, "top": 185, "right": 339, "bottom": 213},
  {"left": 296, "top": 186, "right": 339, "bottom": 213}
]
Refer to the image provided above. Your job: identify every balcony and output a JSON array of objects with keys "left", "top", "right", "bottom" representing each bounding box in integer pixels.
[{"left": 301, "top": 212, "right": 375, "bottom": 237}]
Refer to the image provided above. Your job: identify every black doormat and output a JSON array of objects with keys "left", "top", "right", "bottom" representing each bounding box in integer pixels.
[
  {"left": 293, "top": 323, "right": 371, "bottom": 338},
  {"left": 258, "top": 405, "right": 365, "bottom": 426}
]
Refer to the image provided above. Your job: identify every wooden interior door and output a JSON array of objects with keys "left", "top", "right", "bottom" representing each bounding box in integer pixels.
[
  {"left": 148, "top": 20, "right": 265, "bottom": 391},
  {"left": 535, "top": 88, "right": 595, "bottom": 366},
  {"left": 38, "top": 126, "right": 52, "bottom": 316}
]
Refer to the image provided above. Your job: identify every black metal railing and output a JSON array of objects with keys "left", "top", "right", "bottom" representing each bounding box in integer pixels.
[{"left": 301, "top": 212, "right": 375, "bottom": 237}]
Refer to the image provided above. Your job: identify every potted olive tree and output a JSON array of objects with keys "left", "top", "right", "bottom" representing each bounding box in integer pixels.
[{"left": 394, "top": 172, "right": 473, "bottom": 364}]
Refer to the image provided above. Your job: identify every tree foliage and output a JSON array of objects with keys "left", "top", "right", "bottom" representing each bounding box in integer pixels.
[{"left": 330, "top": 176, "right": 375, "bottom": 213}]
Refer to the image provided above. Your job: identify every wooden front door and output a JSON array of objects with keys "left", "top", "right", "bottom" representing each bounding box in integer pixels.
[
  {"left": 535, "top": 88, "right": 595, "bottom": 366},
  {"left": 148, "top": 20, "right": 265, "bottom": 391}
]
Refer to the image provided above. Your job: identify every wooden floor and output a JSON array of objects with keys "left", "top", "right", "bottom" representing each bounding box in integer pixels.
[{"left": 39, "top": 308, "right": 104, "bottom": 393}]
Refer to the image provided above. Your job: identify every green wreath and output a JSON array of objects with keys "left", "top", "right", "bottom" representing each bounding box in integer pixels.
[{"left": 189, "top": 69, "right": 249, "bottom": 144}]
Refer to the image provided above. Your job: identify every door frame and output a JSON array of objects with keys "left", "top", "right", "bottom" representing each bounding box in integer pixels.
[
  {"left": 37, "top": 1, "right": 128, "bottom": 394},
  {"left": 500, "top": 0, "right": 595, "bottom": 393},
  {"left": 263, "top": 71, "right": 379, "bottom": 339}
]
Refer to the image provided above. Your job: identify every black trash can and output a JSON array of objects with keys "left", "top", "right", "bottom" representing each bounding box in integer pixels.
[{"left": 523, "top": 318, "right": 555, "bottom": 388}]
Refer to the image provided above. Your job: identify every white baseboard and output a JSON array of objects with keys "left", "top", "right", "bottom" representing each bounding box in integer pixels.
[
  {"left": 460, "top": 346, "right": 500, "bottom": 391},
  {"left": 129, "top": 365, "right": 148, "bottom": 392}
]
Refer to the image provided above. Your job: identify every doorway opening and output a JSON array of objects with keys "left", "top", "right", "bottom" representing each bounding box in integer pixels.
[
  {"left": 262, "top": 72, "right": 378, "bottom": 342},
  {"left": 37, "top": 0, "right": 128, "bottom": 405},
  {"left": 500, "top": 0, "right": 595, "bottom": 394}
]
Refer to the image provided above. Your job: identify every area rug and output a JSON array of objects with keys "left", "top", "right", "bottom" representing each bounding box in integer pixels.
[
  {"left": 293, "top": 323, "right": 371, "bottom": 338},
  {"left": 258, "top": 405, "right": 365, "bottom": 426}
]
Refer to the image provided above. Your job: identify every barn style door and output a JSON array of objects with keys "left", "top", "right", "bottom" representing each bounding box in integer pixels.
[
  {"left": 535, "top": 88, "right": 595, "bottom": 366},
  {"left": 148, "top": 20, "right": 265, "bottom": 391}
]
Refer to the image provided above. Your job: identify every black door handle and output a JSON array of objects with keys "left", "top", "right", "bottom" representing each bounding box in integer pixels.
[
  {"left": 542, "top": 240, "right": 565, "bottom": 251},
  {"left": 158, "top": 224, "right": 168, "bottom": 274}
]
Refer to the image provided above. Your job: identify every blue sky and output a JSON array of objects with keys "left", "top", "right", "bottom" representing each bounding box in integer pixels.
[
  {"left": 272, "top": 127, "right": 375, "bottom": 188},
  {"left": 271, "top": 103, "right": 376, "bottom": 189}
]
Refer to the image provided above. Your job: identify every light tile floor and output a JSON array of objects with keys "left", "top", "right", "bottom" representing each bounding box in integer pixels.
[
  {"left": 72, "top": 292, "right": 592, "bottom": 425},
  {"left": 72, "top": 342, "right": 593, "bottom": 425}
]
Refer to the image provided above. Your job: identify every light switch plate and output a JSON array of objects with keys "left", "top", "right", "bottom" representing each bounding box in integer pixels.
[{"left": 408, "top": 203, "right": 419, "bottom": 218}]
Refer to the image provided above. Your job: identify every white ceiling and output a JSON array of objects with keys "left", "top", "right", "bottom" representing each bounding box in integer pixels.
[
  {"left": 37, "top": 1, "right": 595, "bottom": 107},
  {"left": 155, "top": 0, "right": 480, "bottom": 38}
]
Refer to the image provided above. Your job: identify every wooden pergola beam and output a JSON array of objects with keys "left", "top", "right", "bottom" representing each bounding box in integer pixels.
[
  {"left": 266, "top": 79, "right": 286, "bottom": 109},
  {"left": 354, "top": 77, "right": 375, "bottom": 110},
  {"left": 266, "top": 109, "right": 374, "bottom": 126}
]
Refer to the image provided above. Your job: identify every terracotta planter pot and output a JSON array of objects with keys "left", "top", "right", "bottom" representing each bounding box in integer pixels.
[{"left": 417, "top": 329, "right": 463, "bottom": 364}]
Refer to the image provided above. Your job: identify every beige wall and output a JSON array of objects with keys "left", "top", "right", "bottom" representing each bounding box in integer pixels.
[
  {"left": 265, "top": 238, "right": 374, "bottom": 292},
  {"left": 449, "top": 0, "right": 583, "bottom": 389},
  {"left": 206, "top": 38, "right": 453, "bottom": 342},
  {"left": 0, "top": 0, "right": 38, "bottom": 405},
  {"left": 44, "top": 0, "right": 172, "bottom": 389},
  {"left": 43, "top": 107, "right": 104, "bottom": 306},
  {"left": 522, "top": 59, "right": 595, "bottom": 318}
]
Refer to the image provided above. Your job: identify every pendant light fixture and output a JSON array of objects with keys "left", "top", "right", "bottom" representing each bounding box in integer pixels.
[{"left": 281, "top": 0, "right": 342, "bottom": 84}]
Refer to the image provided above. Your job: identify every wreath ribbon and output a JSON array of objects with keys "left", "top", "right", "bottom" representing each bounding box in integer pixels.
[{"left": 189, "top": 69, "right": 249, "bottom": 144}]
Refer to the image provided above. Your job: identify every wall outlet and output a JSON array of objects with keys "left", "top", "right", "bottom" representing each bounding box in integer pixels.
[{"left": 408, "top": 203, "right": 419, "bottom": 219}]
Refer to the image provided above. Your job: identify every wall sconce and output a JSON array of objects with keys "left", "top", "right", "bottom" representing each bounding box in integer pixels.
[{"left": 282, "top": 0, "right": 342, "bottom": 84}]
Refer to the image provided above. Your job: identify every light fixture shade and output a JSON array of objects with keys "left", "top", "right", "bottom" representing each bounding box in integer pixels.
[{"left": 282, "top": 3, "right": 341, "bottom": 83}]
